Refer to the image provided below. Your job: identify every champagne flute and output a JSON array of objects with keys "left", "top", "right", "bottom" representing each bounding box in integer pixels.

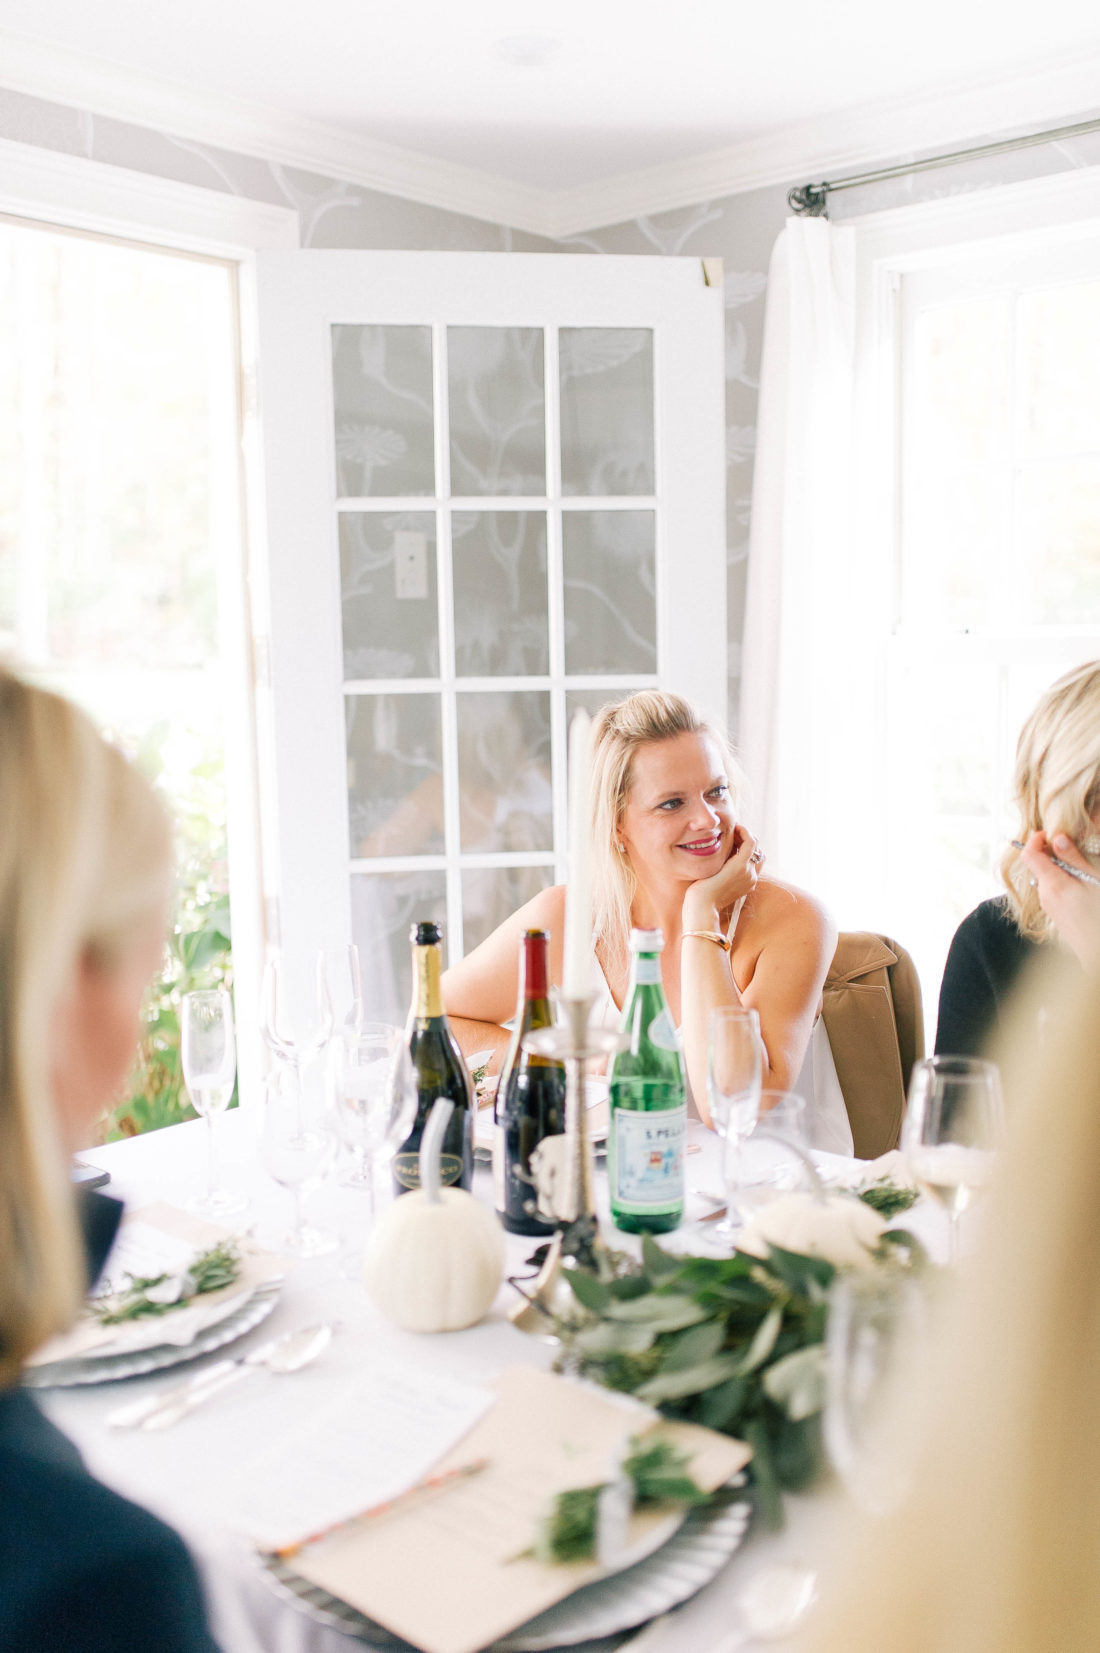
[
  {"left": 706, "top": 1005, "right": 763, "bottom": 1240},
  {"left": 181, "top": 989, "right": 248, "bottom": 1218},
  {"left": 330, "top": 1022, "right": 415, "bottom": 1208},
  {"left": 260, "top": 1065, "right": 338, "bottom": 1258},
  {"left": 324, "top": 942, "right": 364, "bottom": 1035},
  {"left": 259, "top": 949, "right": 335, "bottom": 1078},
  {"left": 902, "top": 1055, "right": 1004, "bottom": 1264}
]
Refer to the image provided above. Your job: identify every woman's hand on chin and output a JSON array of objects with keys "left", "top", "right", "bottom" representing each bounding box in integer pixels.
[{"left": 681, "top": 826, "right": 763, "bottom": 928}]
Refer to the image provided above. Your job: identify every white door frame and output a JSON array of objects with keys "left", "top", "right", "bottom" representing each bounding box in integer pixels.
[
  {"left": 248, "top": 249, "right": 728, "bottom": 994},
  {"left": 0, "top": 138, "right": 300, "bottom": 1108}
]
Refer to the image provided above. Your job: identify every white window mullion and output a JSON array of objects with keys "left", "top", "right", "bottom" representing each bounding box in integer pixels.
[
  {"left": 433, "top": 321, "right": 464, "bottom": 960},
  {"left": 544, "top": 323, "right": 569, "bottom": 882},
  {"left": 350, "top": 850, "right": 558, "bottom": 875}
]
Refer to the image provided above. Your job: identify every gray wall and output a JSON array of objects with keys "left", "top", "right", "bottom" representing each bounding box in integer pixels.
[{"left": 5, "top": 84, "right": 1100, "bottom": 733}]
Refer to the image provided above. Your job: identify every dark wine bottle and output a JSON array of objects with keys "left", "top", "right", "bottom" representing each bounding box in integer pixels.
[
  {"left": 492, "top": 928, "right": 567, "bottom": 1235},
  {"left": 392, "top": 921, "right": 474, "bottom": 1196}
]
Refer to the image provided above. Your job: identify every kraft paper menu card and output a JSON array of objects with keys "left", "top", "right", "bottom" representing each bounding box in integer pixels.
[{"left": 286, "top": 1365, "right": 751, "bottom": 1653}]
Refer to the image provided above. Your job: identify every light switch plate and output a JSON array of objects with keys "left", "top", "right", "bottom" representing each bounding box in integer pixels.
[{"left": 394, "top": 530, "right": 429, "bottom": 600}]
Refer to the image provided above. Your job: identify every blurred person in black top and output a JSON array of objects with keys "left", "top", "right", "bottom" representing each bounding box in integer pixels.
[{"left": 937, "top": 661, "right": 1100, "bottom": 1057}]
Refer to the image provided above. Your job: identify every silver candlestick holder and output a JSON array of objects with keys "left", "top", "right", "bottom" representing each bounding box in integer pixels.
[{"left": 522, "top": 992, "right": 627, "bottom": 1268}]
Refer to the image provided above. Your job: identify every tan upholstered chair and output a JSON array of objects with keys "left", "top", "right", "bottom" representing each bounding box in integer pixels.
[{"left": 821, "top": 932, "right": 924, "bottom": 1159}]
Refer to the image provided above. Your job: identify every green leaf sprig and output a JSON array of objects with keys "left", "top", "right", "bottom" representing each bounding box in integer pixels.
[
  {"left": 529, "top": 1437, "right": 709, "bottom": 1564},
  {"left": 858, "top": 1178, "right": 919, "bottom": 1219},
  {"left": 94, "top": 1240, "right": 241, "bottom": 1325}
]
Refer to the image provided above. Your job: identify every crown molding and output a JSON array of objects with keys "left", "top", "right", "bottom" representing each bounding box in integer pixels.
[
  {"left": 0, "top": 24, "right": 1099, "bottom": 241},
  {"left": 0, "top": 28, "right": 553, "bottom": 237},
  {"left": 544, "top": 53, "right": 1100, "bottom": 236},
  {"left": 0, "top": 135, "right": 299, "bottom": 253}
]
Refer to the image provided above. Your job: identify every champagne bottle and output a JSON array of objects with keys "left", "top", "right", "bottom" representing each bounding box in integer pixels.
[
  {"left": 607, "top": 927, "right": 686, "bottom": 1233},
  {"left": 392, "top": 921, "right": 474, "bottom": 1196},
  {"left": 492, "top": 928, "right": 567, "bottom": 1235}
]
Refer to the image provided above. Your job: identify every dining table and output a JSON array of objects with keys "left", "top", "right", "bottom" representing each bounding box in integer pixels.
[{"left": 41, "top": 1107, "right": 947, "bottom": 1653}]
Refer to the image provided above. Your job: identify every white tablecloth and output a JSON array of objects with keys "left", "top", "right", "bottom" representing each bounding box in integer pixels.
[{"left": 42, "top": 1111, "right": 945, "bottom": 1653}]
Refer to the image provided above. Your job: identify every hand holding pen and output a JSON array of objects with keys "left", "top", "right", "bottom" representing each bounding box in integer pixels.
[
  {"left": 1011, "top": 837, "right": 1100, "bottom": 890},
  {"left": 1014, "top": 831, "right": 1100, "bottom": 970}
]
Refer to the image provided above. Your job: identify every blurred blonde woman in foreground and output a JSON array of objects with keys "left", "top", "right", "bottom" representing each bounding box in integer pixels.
[
  {"left": 0, "top": 667, "right": 221, "bottom": 1652},
  {"left": 799, "top": 953, "right": 1100, "bottom": 1653}
]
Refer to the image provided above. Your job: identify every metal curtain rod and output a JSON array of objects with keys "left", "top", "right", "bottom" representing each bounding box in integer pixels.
[{"left": 788, "top": 113, "right": 1100, "bottom": 216}]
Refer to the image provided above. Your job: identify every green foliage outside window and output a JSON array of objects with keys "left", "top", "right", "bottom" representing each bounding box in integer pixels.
[{"left": 102, "top": 721, "right": 234, "bottom": 1141}]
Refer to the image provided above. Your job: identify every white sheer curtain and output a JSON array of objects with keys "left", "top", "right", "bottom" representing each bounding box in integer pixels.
[{"left": 739, "top": 216, "right": 876, "bottom": 921}]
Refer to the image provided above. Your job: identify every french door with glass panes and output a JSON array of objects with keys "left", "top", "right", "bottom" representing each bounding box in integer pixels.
[{"left": 248, "top": 252, "right": 726, "bottom": 1023}]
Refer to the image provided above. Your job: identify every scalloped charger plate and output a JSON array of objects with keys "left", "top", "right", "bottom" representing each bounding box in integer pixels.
[
  {"left": 259, "top": 1486, "right": 751, "bottom": 1651},
  {"left": 22, "top": 1278, "right": 282, "bottom": 1388}
]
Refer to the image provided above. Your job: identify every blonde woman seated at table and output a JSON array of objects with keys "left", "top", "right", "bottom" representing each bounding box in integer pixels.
[
  {"left": 443, "top": 690, "right": 849, "bottom": 1150},
  {"left": 0, "top": 668, "right": 222, "bottom": 1653}
]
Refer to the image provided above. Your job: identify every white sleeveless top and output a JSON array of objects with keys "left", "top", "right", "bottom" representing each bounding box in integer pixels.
[{"left": 590, "top": 938, "right": 853, "bottom": 1156}]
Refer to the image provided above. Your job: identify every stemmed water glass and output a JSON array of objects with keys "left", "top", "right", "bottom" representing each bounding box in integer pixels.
[
  {"left": 740, "top": 1268, "right": 929, "bottom": 1640},
  {"left": 259, "top": 1064, "right": 338, "bottom": 1257},
  {"left": 181, "top": 989, "right": 248, "bottom": 1218},
  {"left": 902, "top": 1055, "right": 1004, "bottom": 1264},
  {"left": 330, "top": 1022, "right": 417, "bottom": 1208},
  {"left": 706, "top": 1005, "right": 763, "bottom": 1241}
]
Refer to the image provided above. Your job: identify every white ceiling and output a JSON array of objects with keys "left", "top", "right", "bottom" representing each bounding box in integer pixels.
[{"left": 2, "top": 0, "right": 1100, "bottom": 235}]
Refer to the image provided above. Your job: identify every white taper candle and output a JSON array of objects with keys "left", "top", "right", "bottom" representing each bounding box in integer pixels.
[{"left": 562, "top": 709, "right": 594, "bottom": 1000}]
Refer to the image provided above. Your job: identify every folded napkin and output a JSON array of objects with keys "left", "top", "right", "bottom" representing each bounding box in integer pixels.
[{"left": 27, "top": 1204, "right": 285, "bottom": 1367}]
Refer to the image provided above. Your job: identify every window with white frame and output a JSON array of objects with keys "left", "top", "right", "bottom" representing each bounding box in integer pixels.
[
  {"left": 877, "top": 218, "right": 1100, "bottom": 1028},
  {"left": 0, "top": 214, "right": 255, "bottom": 1130}
]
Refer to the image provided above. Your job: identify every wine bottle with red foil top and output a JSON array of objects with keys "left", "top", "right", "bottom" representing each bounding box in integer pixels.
[
  {"left": 392, "top": 921, "right": 474, "bottom": 1196},
  {"left": 492, "top": 928, "right": 567, "bottom": 1235}
]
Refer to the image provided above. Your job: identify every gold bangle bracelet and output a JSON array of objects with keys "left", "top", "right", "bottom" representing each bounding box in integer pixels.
[{"left": 682, "top": 929, "right": 731, "bottom": 953}]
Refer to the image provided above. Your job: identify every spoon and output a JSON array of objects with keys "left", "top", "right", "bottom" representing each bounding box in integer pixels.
[{"left": 108, "top": 1321, "right": 338, "bottom": 1431}]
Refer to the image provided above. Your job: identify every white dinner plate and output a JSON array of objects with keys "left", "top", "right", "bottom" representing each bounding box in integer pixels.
[
  {"left": 22, "top": 1278, "right": 282, "bottom": 1388},
  {"left": 258, "top": 1483, "right": 751, "bottom": 1650}
]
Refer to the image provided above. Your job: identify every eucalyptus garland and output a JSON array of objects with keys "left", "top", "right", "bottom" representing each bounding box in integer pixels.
[{"left": 547, "top": 1214, "right": 922, "bottom": 1529}]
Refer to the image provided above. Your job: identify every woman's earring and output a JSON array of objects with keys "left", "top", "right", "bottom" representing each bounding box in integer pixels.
[
  {"left": 1083, "top": 834, "right": 1100, "bottom": 856},
  {"left": 616, "top": 841, "right": 626, "bottom": 854}
]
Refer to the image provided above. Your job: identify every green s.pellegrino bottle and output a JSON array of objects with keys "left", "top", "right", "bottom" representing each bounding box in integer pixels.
[{"left": 607, "top": 927, "right": 686, "bottom": 1233}]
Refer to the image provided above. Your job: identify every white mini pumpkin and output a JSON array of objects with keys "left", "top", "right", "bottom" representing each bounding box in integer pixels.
[
  {"left": 737, "top": 1191, "right": 886, "bottom": 1270},
  {"left": 363, "top": 1098, "right": 505, "bottom": 1332}
]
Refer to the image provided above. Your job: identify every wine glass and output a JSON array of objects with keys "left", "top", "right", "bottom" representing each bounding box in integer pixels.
[
  {"left": 902, "top": 1055, "right": 1004, "bottom": 1264},
  {"left": 181, "top": 989, "right": 248, "bottom": 1218},
  {"left": 707, "top": 1006, "right": 763, "bottom": 1240},
  {"left": 259, "top": 949, "right": 335, "bottom": 1079},
  {"left": 260, "top": 1064, "right": 338, "bottom": 1257},
  {"left": 329, "top": 1022, "right": 416, "bottom": 1208},
  {"left": 824, "top": 1268, "right": 929, "bottom": 1517}
]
